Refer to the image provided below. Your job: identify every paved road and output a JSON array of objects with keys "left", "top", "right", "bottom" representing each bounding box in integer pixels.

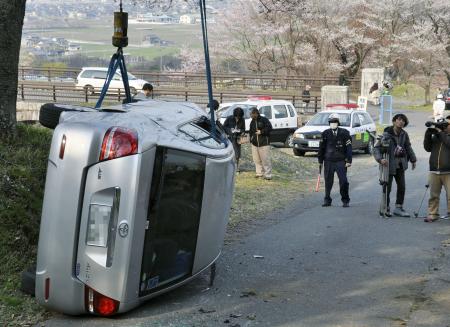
[{"left": 39, "top": 109, "right": 450, "bottom": 327}]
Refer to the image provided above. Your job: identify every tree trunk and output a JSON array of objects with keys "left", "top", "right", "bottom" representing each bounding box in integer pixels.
[
  {"left": 445, "top": 69, "right": 450, "bottom": 88},
  {"left": 0, "top": 1, "right": 26, "bottom": 136}
]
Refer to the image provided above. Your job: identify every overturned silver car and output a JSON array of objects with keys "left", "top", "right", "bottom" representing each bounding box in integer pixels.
[{"left": 35, "top": 100, "right": 235, "bottom": 315}]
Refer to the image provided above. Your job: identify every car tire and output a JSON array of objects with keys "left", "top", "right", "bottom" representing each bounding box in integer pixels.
[
  {"left": 284, "top": 133, "right": 294, "bottom": 148},
  {"left": 39, "top": 103, "right": 93, "bottom": 129},
  {"left": 365, "top": 137, "right": 374, "bottom": 154},
  {"left": 293, "top": 148, "right": 305, "bottom": 156},
  {"left": 83, "top": 85, "right": 94, "bottom": 95},
  {"left": 20, "top": 265, "right": 36, "bottom": 296}
]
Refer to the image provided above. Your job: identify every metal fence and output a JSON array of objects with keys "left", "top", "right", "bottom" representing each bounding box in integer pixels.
[
  {"left": 16, "top": 82, "right": 322, "bottom": 114},
  {"left": 18, "top": 66, "right": 361, "bottom": 93}
]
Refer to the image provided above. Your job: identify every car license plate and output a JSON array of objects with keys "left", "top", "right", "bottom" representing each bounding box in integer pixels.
[{"left": 308, "top": 140, "right": 320, "bottom": 148}]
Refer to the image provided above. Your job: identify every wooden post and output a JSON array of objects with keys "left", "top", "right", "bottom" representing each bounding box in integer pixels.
[
  {"left": 85, "top": 87, "right": 88, "bottom": 103},
  {"left": 118, "top": 88, "right": 121, "bottom": 102},
  {"left": 52, "top": 85, "right": 56, "bottom": 102},
  {"left": 185, "top": 91, "right": 188, "bottom": 101},
  {"left": 20, "top": 83, "right": 24, "bottom": 101}
]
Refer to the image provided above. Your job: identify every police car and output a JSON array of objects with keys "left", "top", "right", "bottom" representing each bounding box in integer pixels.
[
  {"left": 217, "top": 96, "right": 298, "bottom": 147},
  {"left": 292, "top": 104, "right": 376, "bottom": 156}
]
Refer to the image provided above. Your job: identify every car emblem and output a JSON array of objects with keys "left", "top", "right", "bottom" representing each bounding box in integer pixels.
[{"left": 118, "top": 221, "right": 129, "bottom": 238}]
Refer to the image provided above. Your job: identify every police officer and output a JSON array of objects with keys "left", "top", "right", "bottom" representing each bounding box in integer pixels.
[{"left": 318, "top": 113, "right": 352, "bottom": 207}]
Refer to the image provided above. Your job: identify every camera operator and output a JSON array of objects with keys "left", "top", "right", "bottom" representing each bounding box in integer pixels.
[
  {"left": 423, "top": 115, "right": 450, "bottom": 222},
  {"left": 374, "top": 113, "right": 417, "bottom": 217}
]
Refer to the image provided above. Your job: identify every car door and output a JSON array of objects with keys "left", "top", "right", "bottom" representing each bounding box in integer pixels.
[
  {"left": 351, "top": 112, "right": 363, "bottom": 149},
  {"left": 357, "top": 112, "right": 371, "bottom": 147},
  {"left": 110, "top": 73, "right": 123, "bottom": 90},
  {"left": 271, "top": 105, "right": 290, "bottom": 142},
  {"left": 286, "top": 104, "right": 299, "bottom": 128}
]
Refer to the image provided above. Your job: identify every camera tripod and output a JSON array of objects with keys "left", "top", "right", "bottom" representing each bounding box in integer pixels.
[{"left": 378, "top": 151, "right": 390, "bottom": 218}]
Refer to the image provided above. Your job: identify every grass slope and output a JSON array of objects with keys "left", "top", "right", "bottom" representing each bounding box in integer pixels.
[{"left": 0, "top": 124, "right": 51, "bottom": 327}]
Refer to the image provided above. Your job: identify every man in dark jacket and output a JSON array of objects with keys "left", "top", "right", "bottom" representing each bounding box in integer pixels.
[
  {"left": 374, "top": 113, "right": 417, "bottom": 217},
  {"left": 249, "top": 107, "right": 273, "bottom": 179},
  {"left": 318, "top": 113, "right": 352, "bottom": 207},
  {"left": 423, "top": 115, "right": 450, "bottom": 222},
  {"left": 224, "top": 107, "right": 246, "bottom": 172}
]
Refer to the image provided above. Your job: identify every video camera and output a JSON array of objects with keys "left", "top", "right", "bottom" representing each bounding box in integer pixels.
[
  {"left": 377, "top": 132, "right": 391, "bottom": 153},
  {"left": 425, "top": 119, "right": 449, "bottom": 130}
]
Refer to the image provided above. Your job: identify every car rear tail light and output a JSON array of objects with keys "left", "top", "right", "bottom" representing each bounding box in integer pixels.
[
  {"left": 44, "top": 278, "right": 50, "bottom": 301},
  {"left": 85, "top": 286, "right": 119, "bottom": 316},
  {"left": 99, "top": 127, "right": 138, "bottom": 161}
]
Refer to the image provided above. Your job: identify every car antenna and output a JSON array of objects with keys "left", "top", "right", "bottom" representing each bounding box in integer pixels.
[{"left": 95, "top": 0, "right": 132, "bottom": 109}]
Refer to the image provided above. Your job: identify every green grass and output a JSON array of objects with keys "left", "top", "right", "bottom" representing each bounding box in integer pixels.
[
  {"left": 32, "top": 22, "right": 202, "bottom": 49},
  {"left": 0, "top": 124, "right": 51, "bottom": 327},
  {"left": 79, "top": 43, "right": 179, "bottom": 60},
  {"left": 229, "top": 144, "right": 317, "bottom": 226},
  {"left": 391, "top": 83, "right": 425, "bottom": 101}
]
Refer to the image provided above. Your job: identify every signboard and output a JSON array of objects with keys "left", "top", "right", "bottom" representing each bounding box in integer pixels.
[{"left": 357, "top": 96, "right": 368, "bottom": 110}]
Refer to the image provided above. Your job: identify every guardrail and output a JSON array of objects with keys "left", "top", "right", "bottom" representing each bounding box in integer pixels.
[
  {"left": 18, "top": 66, "right": 360, "bottom": 93},
  {"left": 16, "top": 82, "right": 322, "bottom": 114}
]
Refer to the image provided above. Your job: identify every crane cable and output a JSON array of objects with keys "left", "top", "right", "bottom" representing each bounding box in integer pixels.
[{"left": 199, "top": 0, "right": 219, "bottom": 140}]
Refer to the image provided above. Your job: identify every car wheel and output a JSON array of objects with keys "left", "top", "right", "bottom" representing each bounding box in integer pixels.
[
  {"left": 293, "top": 148, "right": 305, "bottom": 156},
  {"left": 20, "top": 265, "right": 36, "bottom": 296},
  {"left": 365, "top": 138, "right": 374, "bottom": 154},
  {"left": 130, "top": 87, "right": 137, "bottom": 96},
  {"left": 284, "top": 133, "right": 294, "bottom": 148},
  {"left": 83, "top": 85, "right": 94, "bottom": 95},
  {"left": 39, "top": 103, "right": 94, "bottom": 129}
]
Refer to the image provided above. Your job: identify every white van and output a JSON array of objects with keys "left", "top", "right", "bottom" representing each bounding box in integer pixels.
[
  {"left": 75, "top": 67, "right": 149, "bottom": 95},
  {"left": 217, "top": 97, "right": 298, "bottom": 147}
]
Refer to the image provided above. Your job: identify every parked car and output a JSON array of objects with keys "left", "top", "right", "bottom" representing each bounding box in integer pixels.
[
  {"left": 75, "top": 67, "right": 148, "bottom": 95},
  {"left": 34, "top": 100, "right": 235, "bottom": 316},
  {"left": 216, "top": 96, "right": 298, "bottom": 147},
  {"left": 443, "top": 88, "right": 450, "bottom": 110},
  {"left": 292, "top": 108, "right": 376, "bottom": 156}
]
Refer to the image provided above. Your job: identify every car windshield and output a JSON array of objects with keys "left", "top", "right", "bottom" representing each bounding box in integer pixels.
[
  {"left": 307, "top": 112, "right": 351, "bottom": 127},
  {"left": 217, "top": 104, "right": 252, "bottom": 119},
  {"left": 127, "top": 73, "right": 137, "bottom": 80}
]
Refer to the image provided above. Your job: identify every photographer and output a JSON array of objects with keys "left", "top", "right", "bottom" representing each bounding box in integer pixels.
[
  {"left": 374, "top": 113, "right": 417, "bottom": 217},
  {"left": 423, "top": 115, "right": 450, "bottom": 222},
  {"left": 223, "top": 107, "right": 246, "bottom": 172}
]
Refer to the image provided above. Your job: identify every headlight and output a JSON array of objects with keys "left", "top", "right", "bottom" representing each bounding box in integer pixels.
[{"left": 294, "top": 133, "right": 305, "bottom": 139}]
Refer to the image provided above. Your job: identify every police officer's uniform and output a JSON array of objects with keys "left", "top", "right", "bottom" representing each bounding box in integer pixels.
[{"left": 318, "top": 115, "right": 352, "bottom": 207}]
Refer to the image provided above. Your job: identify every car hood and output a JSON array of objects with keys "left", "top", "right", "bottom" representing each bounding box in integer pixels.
[{"left": 294, "top": 125, "right": 351, "bottom": 134}]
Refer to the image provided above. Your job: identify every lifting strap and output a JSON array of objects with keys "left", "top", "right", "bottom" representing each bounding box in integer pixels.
[
  {"left": 199, "top": 0, "right": 218, "bottom": 140},
  {"left": 95, "top": 47, "right": 132, "bottom": 109}
]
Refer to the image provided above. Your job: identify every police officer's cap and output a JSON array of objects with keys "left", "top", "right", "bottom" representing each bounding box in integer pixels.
[
  {"left": 392, "top": 113, "right": 409, "bottom": 127},
  {"left": 328, "top": 113, "right": 340, "bottom": 124}
]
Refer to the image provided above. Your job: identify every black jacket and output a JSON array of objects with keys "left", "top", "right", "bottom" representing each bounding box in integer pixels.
[
  {"left": 223, "top": 115, "right": 245, "bottom": 138},
  {"left": 249, "top": 115, "right": 272, "bottom": 147},
  {"left": 374, "top": 126, "right": 416, "bottom": 174},
  {"left": 318, "top": 128, "right": 352, "bottom": 164},
  {"left": 424, "top": 128, "right": 450, "bottom": 173}
]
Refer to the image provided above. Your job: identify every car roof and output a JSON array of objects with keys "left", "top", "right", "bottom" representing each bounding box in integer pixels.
[
  {"left": 318, "top": 109, "right": 366, "bottom": 114},
  {"left": 80, "top": 67, "right": 109, "bottom": 71}
]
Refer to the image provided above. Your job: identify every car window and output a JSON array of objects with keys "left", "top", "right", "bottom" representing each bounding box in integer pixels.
[
  {"left": 357, "top": 113, "right": 369, "bottom": 125},
  {"left": 259, "top": 106, "right": 272, "bottom": 118},
  {"left": 113, "top": 73, "right": 121, "bottom": 81},
  {"left": 273, "top": 105, "right": 288, "bottom": 118},
  {"left": 217, "top": 104, "right": 252, "bottom": 119},
  {"left": 92, "top": 71, "right": 107, "bottom": 79},
  {"left": 80, "top": 70, "right": 93, "bottom": 78},
  {"left": 306, "top": 112, "right": 351, "bottom": 127},
  {"left": 352, "top": 113, "right": 361, "bottom": 127},
  {"left": 178, "top": 123, "right": 226, "bottom": 149},
  {"left": 127, "top": 73, "right": 137, "bottom": 80},
  {"left": 287, "top": 105, "right": 295, "bottom": 117}
]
